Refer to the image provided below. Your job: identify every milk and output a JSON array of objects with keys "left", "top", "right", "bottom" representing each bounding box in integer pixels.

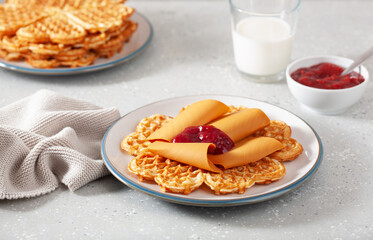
[{"left": 232, "top": 17, "right": 294, "bottom": 76}]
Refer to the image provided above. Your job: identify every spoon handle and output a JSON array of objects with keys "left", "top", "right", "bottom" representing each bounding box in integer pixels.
[{"left": 341, "top": 46, "right": 373, "bottom": 75}]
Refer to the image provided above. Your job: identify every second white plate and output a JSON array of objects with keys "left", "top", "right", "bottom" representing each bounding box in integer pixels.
[{"left": 102, "top": 95, "right": 323, "bottom": 207}]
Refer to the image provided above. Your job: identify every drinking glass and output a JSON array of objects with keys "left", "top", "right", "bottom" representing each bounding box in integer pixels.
[{"left": 230, "top": 0, "right": 300, "bottom": 82}]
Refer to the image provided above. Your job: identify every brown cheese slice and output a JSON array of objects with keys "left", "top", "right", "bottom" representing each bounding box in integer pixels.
[
  {"left": 148, "top": 142, "right": 222, "bottom": 173},
  {"left": 210, "top": 108, "right": 270, "bottom": 142},
  {"left": 148, "top": 137, "right": 283, "bottom": 172},
  {"left": 147, "top": 99, "right": 230, "bottom": 142},
  {"left": 208, "top": 137, "right": 284, "bottom": 169}
]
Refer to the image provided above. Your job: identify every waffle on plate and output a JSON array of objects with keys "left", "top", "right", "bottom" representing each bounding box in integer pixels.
[{"left": 121, "top": 104, "right": 304, "bottom": 195}]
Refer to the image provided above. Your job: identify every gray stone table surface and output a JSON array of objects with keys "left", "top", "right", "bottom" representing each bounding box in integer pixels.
[{"left": 0, "top": 0, "right": 372, "bottom": 239}]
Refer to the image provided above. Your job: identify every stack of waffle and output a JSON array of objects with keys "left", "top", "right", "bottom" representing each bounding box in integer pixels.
[{"left": 0, "top": 0, "right": 137, "bottom": 68}]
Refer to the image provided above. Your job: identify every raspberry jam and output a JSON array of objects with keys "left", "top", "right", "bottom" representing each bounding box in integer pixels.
[
  {"left": 172, "top": 125, "right": 234, "bottom": 155},
  {"left": 290, "top": 62, "right": 365, "bottom": 89}
]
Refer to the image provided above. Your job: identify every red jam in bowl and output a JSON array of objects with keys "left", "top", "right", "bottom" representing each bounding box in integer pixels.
[
  {"left": 290, "top": 62, "right": 365, "bottom": 89},
  {"left": 172, "top": 125, "right": 234, "bottom": 155}
]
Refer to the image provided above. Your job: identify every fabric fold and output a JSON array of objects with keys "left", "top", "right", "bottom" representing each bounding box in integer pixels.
[{"left": 0, "top": 89, "right": 120, "bottom": 199}]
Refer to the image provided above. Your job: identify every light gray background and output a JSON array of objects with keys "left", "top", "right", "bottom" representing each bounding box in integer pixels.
[{"left": 0, "top": 0, "right": 372, "bottom": 239}]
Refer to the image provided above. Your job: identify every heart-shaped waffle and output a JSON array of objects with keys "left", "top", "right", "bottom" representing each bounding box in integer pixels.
[
  {"left": 16, "top": 13, "right": 87, "bottom": 44},
  {"left": 0, "top": 4, "right": 48, "bottom": 37},
  {"left": 155, "top": 161, "right": 204, "bottom": 194}
]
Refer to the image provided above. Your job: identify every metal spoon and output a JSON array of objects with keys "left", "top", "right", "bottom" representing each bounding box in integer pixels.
[{"left": 341, "top": 46, "right": 373, "bottom": 75}]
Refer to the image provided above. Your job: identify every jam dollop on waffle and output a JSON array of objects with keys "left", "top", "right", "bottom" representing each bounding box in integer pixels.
[{"left": 173, "top": 125, "right": 234, "bottom": 155}]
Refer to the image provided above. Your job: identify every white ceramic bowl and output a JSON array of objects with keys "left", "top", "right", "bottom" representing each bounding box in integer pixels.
[{"left": 286, "top": 55, "right": 369, "bottom": 115}]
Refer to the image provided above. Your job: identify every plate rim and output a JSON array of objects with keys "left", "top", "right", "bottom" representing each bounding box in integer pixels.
[
  {"left": 0, "top": 11, "right": 153, "bottom": 75},
  {"left": 101, "top": 95, "right": 323, "bottom": 207}
]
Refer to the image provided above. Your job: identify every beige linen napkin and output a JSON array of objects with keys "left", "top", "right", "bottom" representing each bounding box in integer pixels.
[{"left": 0, "top": 89, "right": 120, "bottom": 199}]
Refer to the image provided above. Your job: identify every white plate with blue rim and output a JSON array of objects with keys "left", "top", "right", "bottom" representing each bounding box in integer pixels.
[
  {"left": 101, "top": 95, "right": 323, "bottom": 207},
  {"left": 0, "top": 11, "right": 152, "bottom": 75}
]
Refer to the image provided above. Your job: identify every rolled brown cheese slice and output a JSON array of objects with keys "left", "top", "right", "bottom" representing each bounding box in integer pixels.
[
  {"left": 147, "top": 99, "right": 230, "bottom": 142},
  {"left": 210, "top": 108, "right": 270, "bottom": 143},
  {"left": 208, "top": 137, "right": 283, "bottom": 169},
  {"left": 148, "top": 137, "right": 283, "bottom": 172},
  {"left": 148, "top": 141, "right": 222, "bottom": 173}
]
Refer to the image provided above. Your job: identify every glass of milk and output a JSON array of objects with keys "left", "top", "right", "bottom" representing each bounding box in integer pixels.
[{"left": 230, "top": 0, "right": 300, "bottom": 82}]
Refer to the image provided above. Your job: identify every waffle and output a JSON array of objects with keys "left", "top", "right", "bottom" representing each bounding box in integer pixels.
[
  {"left": 28, "top": 42, "right": 71, "bottom": 55},
  {"left": 227, "top": 105, "right": 249, "bottom": 114},
  {"left": 0, "top": 4, "right": 48, "bottom": 37},
  {"left": 128, "top": 152, "right": 168, "bottom": 181},
  {"left": 269, "top": 138, "right": 303, "bottom": 161},
  {"left": 63, "top": 0, "right": 126, "bottom": 9},
  {"left": 6, "top": 0, "right": 67, "bottom": 8},
  {"left": 204, "top": 165, "right": 256, "bottom": 195},
  {"left": 26, "top": 57, "right": 60, "bottom": 68},
  {"left": 95, "top": 21, "right": 137, "bottom": 58},
  {"left": 26, "top": 50, "right": 97, "bottom": 68},
  {"left": 135, "top": 114, "right": 173, "bottom": 138},
  {"left": 95, "top": 33, "right": 126, "bottom": 58},
  {"left": 121, "top": 114, "right": 173, "bottom": 156},
  {"left": 122, "top": 106, "right": 303, "bottom": 195},
  {"left": 16, "top": 13, "right": 87, "bottom": 44},
  {"left": 0, "top": 1, "right": 137, "bottom": 68},
  {"left": 249, "top": 157, "right": 286, "bottom": 184},
  {"left": 58, "top": 51, "right": 98, "bottom": 67},
  {"left": 96, "top": 42, "right": 125, "bottom": 58},
  {"left": 65, "top": 4, "right": 134, "bottom": 33},
  {"left": 255, "top": 120, "right": 303, "bottom": 161},
  {"left": 106, "top": 21, "right": 129, "bottom": 38},
  {"left": 26, "top": 52, "right": 51, "bottom": 60},
  {"left": 0, "top": 36, "right": 29, "bottom": 54},
  {"left": 0, "top": 48, "right": 23, "bottom": 60},
  {"left": 6, "top": 0, "right": 126, "bottom": 8},
  {"left": 121, "top": 132, "right": 150, "bottom": 157},
  {"left": 155, "top": 161, "right": 204, "bottom": 194},
  {"left": 75, "top": 32, "right": 108, "bottom": 50},
  {"left": 124, "top": 113, "right": 205, "bottom": 194},
  {"left": 53, "top": 48, "right": 89, "bottom": 61},
  {"left": 204, "top": 157, "right": 285, "bottom": 194},
  {"left": 254, "top": 120, "right": 292, "bottom": 141}
]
